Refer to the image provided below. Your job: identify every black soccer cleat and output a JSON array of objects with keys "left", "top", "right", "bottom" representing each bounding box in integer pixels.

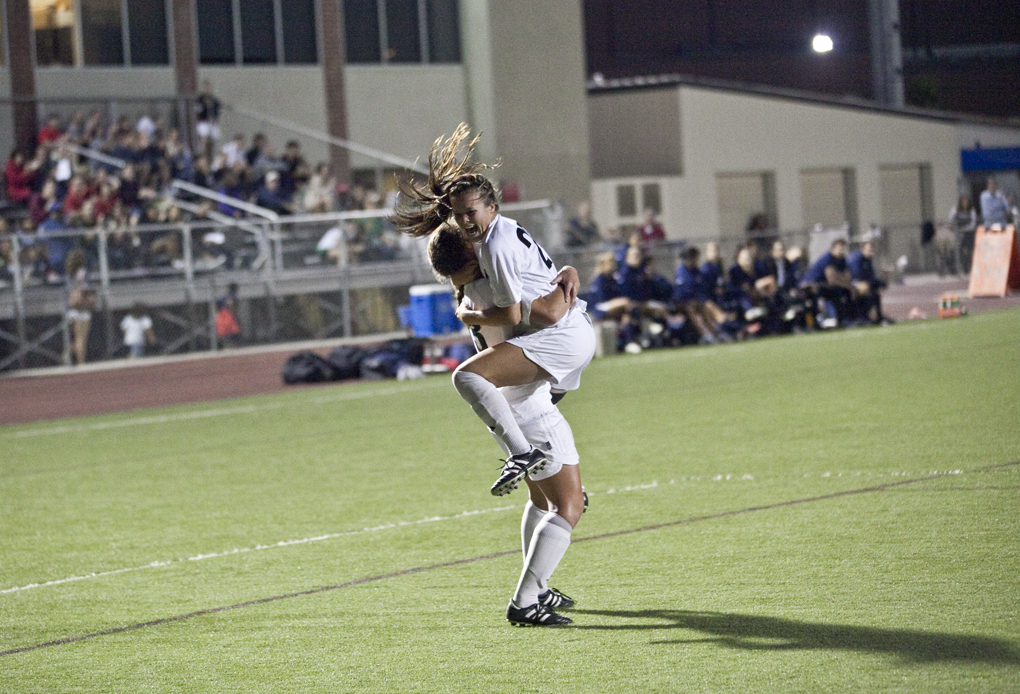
[
  {"left": 491, "top": 449, "right": 547, "bottom": 496},
  {"left": 507, "top": 601, "right": 572, "bottom": 627},
  {"left": 538, "top": 587, "right": 575, "bottom": 610}
]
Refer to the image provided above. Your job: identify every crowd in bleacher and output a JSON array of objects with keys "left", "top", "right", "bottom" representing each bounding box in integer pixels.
[
  {"left": 585, "top": 229, "right": 890, "bottom": 353},
  {"left": 0, "top": 102, "right": 400, "bottom": 288}
]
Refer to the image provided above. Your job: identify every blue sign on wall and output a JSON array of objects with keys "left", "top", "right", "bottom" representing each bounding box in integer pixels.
[{"left": 961, "top": 147, "right": 1020, "bottom": 172}]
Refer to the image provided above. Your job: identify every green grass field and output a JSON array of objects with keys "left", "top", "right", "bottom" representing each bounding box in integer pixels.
[{"left": 2, "top": 310, "right": 1019, "bottom": 693}]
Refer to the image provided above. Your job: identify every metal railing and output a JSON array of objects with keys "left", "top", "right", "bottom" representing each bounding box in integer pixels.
[{"left": 0, "top": 200, "right": 560, "bottom": 371}]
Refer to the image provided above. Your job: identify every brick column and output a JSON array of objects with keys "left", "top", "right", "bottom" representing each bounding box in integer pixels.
[
  {"left": 5, "top": 0, "right": 38, "bottom": 151},
  {"left": 319, "top": 0, "right": 351, "bottom": 183},
  {"left": 171, "top": 0, "right": 199, "bottom": 151}
]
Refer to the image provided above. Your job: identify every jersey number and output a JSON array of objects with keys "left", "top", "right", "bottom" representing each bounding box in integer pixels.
[{"left": 516, "top": 227, "right": 554, "bottom": 269}]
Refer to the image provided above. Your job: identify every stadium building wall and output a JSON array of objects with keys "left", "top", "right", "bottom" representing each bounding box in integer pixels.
[{"left": 589, "top": 83, "right": 968, "bottom": 265}]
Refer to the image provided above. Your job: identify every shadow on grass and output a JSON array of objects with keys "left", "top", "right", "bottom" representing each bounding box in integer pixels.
[{"left": 571, "top": 609, "right": 1020, "bottom": 664}]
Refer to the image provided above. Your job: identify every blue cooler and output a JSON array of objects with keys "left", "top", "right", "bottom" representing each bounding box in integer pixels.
[{"left": 408, "top": 284, "right": 460, "bottom": 336}]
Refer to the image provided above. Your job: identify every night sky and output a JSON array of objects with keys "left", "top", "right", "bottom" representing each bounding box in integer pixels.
[{"left": 583, "top": 0, "right": 1020, "bottom": 119}]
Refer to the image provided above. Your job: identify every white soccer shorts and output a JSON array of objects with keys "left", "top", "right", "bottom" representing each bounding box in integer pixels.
[{"left": 508, "top": 309, "right": 595, "bottom": 393}]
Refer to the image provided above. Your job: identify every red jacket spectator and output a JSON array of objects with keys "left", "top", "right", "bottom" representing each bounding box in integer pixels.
[
  {"left": 63, "top": 177, "right": 90, "bottom": 215},
  {"left": 4, "top": 150, "right": 39, "bottom": 204},
  {"left": 37, "top": 116, "right": 64, "bottom": 146}
]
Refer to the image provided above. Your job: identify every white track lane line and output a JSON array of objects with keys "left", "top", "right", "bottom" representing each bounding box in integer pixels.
[{"left": 4, "top": 381, "right": 448, "bottom": 439}]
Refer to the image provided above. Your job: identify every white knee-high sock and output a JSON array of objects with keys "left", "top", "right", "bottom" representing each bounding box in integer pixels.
[
  {"left": 512, "top": 513, "right": 572, "bottom": 607},
  {"left": 452, "top": 370, "right": 531, "bottom": 456},
  {"left": 521, "top": 500, "right": 550, "bottom": 560}
]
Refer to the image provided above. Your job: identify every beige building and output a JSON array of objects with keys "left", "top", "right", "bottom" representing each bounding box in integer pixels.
[{"left": 589, "top": 78, "right": 1020, "bottom": 266}]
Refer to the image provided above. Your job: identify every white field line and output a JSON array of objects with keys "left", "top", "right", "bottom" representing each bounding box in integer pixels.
[
  {"left": 1, "top": 467, "right": 970, "bottom": 596},
  {"left": 0, "top": 503, "right": 516, "bottom": 595}
]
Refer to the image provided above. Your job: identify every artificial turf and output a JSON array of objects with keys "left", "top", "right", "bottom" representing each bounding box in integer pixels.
[{"left": 2, "top": 309, "right": 1018, "bottom": 693}]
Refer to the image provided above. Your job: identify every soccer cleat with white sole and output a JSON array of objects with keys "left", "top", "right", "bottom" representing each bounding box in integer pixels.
[
  {"left": 507, "top": 601, "right": 572, "bottom": 627},
  {"left": 491, "top": 449, "right": 547, "bottom": 496}
]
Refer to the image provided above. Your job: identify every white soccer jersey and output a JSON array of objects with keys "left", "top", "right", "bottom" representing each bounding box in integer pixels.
[{"left": 474, "top": 214, "right": 558, "bottom": 310}]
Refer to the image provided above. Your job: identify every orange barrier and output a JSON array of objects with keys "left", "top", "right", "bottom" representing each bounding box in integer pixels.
[{"left": 968, "top": 225, "right": 1020, "bottom": 297}]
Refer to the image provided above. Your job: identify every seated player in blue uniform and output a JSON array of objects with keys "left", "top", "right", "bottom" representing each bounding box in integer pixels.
[
  {"left": 674, "top": 246, "right": 730, "bottom": 343},
  {"left": 801, "top": 238, "right": 859, "bottom": 327},
  {"left": 586, "top": 252, "right": 630, "bottom": 321},
  {"left": 699, "top": 241, "right": 726, "bottom": 303},
  {"left": 727, "top": 245, "right": 777, "bottom": 335},
  {"left": 617, "top": 244, "right": 671, "bottom": 351},
  {"left": 847, "top": 241, "right": 888, "bottom": 325},
  {"left": 756, "top": 240, "right": 807, "bottom": 332}
]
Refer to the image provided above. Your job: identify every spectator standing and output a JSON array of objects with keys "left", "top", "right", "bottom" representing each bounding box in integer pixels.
[
  {"left": 949, "top": 195, "right": 977, "bottom": 272},
  {"left": 565, "top": 201, "right": 600, "bottom": 247},
  {"left": 65, "top": 249, "right": 95, "bottom": 365},
  {"left": 195, "top": 80, "right": 222, "bottom": 157},
  {"left": 216, "top": 283, "right": 241, "bottom": 348},
  {"left": 120, "top": 302, "right": 155, "bottom": 358},
  {"left": 0, "top": 226, "right": 14, "bottom": 288},
  {"left": 637, "top": 209, "right": 666, "bottom": 244},
  {"left": 980, "top": 177, "right": 1011, "bottom": 227},
  {"left": 279, "top": 140, "right": 309, "bottom": 200},
  {"left": 5, "top": 148, "right": 45, "bottom": 207},
  {"left": 220, "top": 134, "right": 246, "bottom": 169},
  {"left": 38, "top": 201, "right": 72, "bottom": 281}
]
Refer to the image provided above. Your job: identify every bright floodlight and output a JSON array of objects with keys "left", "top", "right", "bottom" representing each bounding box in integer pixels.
[{"left": 812, "top": 34, "right": 834, "bottom": 53}]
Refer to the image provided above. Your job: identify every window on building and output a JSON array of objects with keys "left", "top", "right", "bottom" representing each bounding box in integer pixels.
[
  {"left": 127, "top": 0, "right": 169, "bottom": 65},
  {"left": 384, "top": 0, "right": 420, "bottom": 62},
  {"left": 343, "top": 0, "right": 460, "bottom": 64},
  {"left": 32, "top": 0, "right": 169, "bottom": 67},
  {"left": 800, "top": 168, "right": 857, "bottom": 232},
  {"left": 240, "top": 0, "right": 277, "bottom": 64},
  {"left": 81, "top": 0, "right": 124, "bottom": 65},
  {"left": 641, "top": 183, "right": 662, "bottom": 215},
  {"left": 198, "top": 0, "right": 236, "bottom": 64},
  {"left": 426, "top": 0, "right": 459, "bottom": 63},
  {"left": 282, "top": 0, "right": 317, "bottom": 64},
  {"left": 345, "top": 0, "right": 381, "bottom": 63},
  {"left": 716, "top": 171, "right": 777, "bottom": 239},
  {"left": 198, "top": 0, "right": 320, "bottom": 66},
  {"left": 616, "top": 184, "right": 637, "bottom": 218},
  {"left": 32, "top": 0, "right": 76, "bottom": 66}
]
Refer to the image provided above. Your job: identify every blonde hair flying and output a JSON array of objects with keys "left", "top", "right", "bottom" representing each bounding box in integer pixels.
[{"left": 389, "top": 123, "right": 500, "bottom": 238}]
